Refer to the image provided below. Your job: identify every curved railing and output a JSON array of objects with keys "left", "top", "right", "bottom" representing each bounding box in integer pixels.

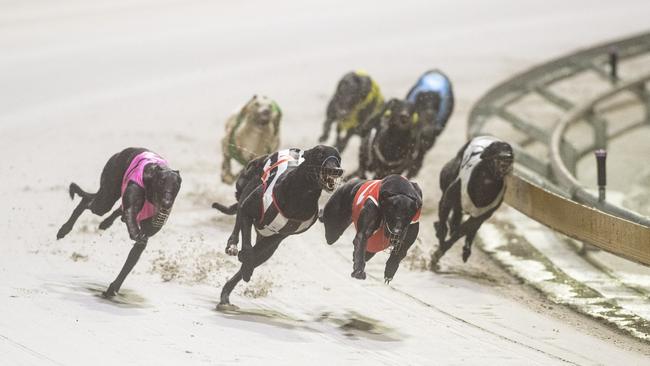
[
  {"left": 468, "top": 31, "right": 650, "bottom": 266},
  {"left": 549, "top": 73, "right": 650, "bottom": 226}
]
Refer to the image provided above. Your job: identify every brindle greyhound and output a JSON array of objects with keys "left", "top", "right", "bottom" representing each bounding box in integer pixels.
[
  {"left": 318, "top": 71, "right": 384, "bottom": 152},
  {"left": 350, "top": 98, "right": 421, "bottom": 179},
  {"left": 56, "top": 147, "right": 181, "bottom": 297},
  {"left": 212, "top": 145, "right": 343, "bottom": 308},
  {"left": 432, "top": 136, "right": 513, "bottom": 266},
  {"left": 406, "top": 69, "right": 455, "bottom": 177},
  {"left": 321, "top": 174, "right": 422, "bottom": 283}
]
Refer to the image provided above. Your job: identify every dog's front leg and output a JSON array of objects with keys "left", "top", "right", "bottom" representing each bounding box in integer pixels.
[
  {"left": 351, "top": 203, "right": 381, "bottom": 280},
  {"left": 461, "top": 210, "right": 494, "bottom": 262},
  {"left": 99, "top": 207, "right": 123, "bottom": 230},
  {"left": 434, "top": 179, "right": 460, "bottom": 245},
  {"left": 351, "top": 231, "right": 369, "bottom": 280},
  {"left": 336, "top": 131, "right": 353, "bottom": 153},
  {"left": 318, "top": 117, "right": 335, "bottom": 143},
  {"left": 225, "top": 212, "right": 241, "bottom": 256},
  {"left": 407, "top": 149, "right": 425, "bottom": 179},
  {"left": 385, "top": 223, "right": 419, "bottom": 283},
  {"left": 432, "top": 179, "right": 461, "bottom": 266},
  {"left": 104, "top": 185, "right": 146, "bottom": 297},
  {"left": 104, "top": 240, "right": 147, "bottom": 297}
]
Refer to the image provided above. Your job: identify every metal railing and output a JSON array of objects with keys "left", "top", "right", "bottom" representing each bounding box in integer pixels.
[
  {"left": 468, "top": 31, "right": 650, "bottom": 266},
  {"left": 549, "top": 73, "right": 650, "bottom": 226}
]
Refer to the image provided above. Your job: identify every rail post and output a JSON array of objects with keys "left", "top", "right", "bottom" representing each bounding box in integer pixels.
[
  {"left": 609, "top": 47, "right": 619, "bottom": 82},
  {"left": 595, "top": 149, "right": 607, "bottom": 203}
]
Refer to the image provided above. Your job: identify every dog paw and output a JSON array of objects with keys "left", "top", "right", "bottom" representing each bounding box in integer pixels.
[
  {"left": 431, "top": 249, "right": 444, "bottom": 267},
  {"left": 226, "top": 243, "right": 239, "bottom": 256},
  {"left": 102, "top": 283, "right": 118, "bottom": 298},
  {"left": 216, "top": 302, "right": 239, "bottom": 312},
  {"left": 384, "top": 277, "right": 393, "bottom": 284},
  {"left": 98, "top": 220, "right": 112, "bottom": 231},
  {"left": 221, "top": 173, "right": 236, "bottom": 185},
  {"left": 56, "top": 224, "right": 72, "bottom": 240},
  {"left": 462, "top": 247, "right": 471, "bottom": 263},
  {"left": 351, "top": 270, "right": 366, "bottom": 280}
]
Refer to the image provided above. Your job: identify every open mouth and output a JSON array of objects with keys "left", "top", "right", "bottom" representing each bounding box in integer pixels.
[{"left": 320, "top": 167, "right": 344, "bottom": 192}]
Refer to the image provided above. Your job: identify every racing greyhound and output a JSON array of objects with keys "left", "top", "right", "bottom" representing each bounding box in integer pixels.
[
  {"left": 432, "top": 136, "right": 513, "bottom": 266},
  {"left": 212, "top": 145, "right": 343, "bottom": 308},
  {"left": 318, "top": 71, "right": 384, "bottom": 152},
  {"left": 350, "top": 98, "right": 421, "bottom": 179},
  {"left": 56, "top": 147, "right": 182, "bottom": 297},
  {"left": 321, "top": 174, "right": 422, "bottom": 283}
]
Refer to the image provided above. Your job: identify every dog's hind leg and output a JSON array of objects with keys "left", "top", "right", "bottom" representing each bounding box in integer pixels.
[
  {"left": 211, "top": 202, "right": 238, "bottom": 215},
  {"left": 56, "top": 188, "right": 93, "bottom": 239},
  {"left": 104, "top": 240, "right": 147, "bottom": 297},
  {"left": 99, "top": 207, "right": 123, "bottom": 230},
  {"left": 218, "top": 235, "right": 283, "bottom": 308},
  {"left": 461, "top": 214, "right": 489, "bottom": 263},
  {"left": 69, "top": 182, "right": 94, "bottom": 200}
]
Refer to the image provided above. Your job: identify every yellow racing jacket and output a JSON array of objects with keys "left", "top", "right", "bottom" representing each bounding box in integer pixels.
[{"left": 338, "top": 71, "right": 384, "bottom": 132}]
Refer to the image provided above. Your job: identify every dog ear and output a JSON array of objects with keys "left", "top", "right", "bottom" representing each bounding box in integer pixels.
[
  {"left": 378, "top": 187, "right": 394, "bottom": 206},
  {"left": 410, "top": 181, "right": 423, "bottom": 207}
]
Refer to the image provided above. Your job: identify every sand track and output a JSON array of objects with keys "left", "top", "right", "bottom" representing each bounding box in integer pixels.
[{"left": 2, "top": 1, "right": 650, "bottom": 364}]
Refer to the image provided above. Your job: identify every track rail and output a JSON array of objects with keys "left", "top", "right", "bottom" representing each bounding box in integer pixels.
[{"left": 468, "top": 31, "right": 650, "bottom": 266}]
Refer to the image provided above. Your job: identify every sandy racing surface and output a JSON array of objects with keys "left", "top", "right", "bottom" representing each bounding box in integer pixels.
[{"left": 2, "top": 1, "right": 650, "bottom": 364}]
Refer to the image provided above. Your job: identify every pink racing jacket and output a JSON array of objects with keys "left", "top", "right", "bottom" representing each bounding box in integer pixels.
[{"left": 121, "top": 151, "right": 168, "bottom": 224}]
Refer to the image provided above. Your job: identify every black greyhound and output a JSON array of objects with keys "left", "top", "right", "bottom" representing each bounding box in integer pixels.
[
  {"left": 212, "top": 145, "right": 343, "bottom": 308},
  {"left": 406, "top": 69, "right": 455, "bottom": 177},
  {"left": 318, "top": 71, "right": 384, "bottom": 152},
  {"left": 432, "top": 136, "right": 513, "bottom": 266},
  {"left": 321, "top": 174, "right": 422, "bottom": 283},
  {"left": 56, "top": 147, "right": 182, "bottom": 297},
  {"left": 350, "top": 98, "right": 421, "bottom": 179}
]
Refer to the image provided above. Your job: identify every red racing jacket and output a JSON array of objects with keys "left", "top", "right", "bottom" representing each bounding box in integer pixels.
[{"left": 351, "top": 179, "right": 421, "bottom": 253}]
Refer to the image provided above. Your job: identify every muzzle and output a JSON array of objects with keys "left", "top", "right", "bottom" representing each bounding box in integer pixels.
[
  {"left": 311, "top": 156, "right": 343, "bottom": 192},
  {"left": 152, "top": 207, "right": 171, "bottom": 229},
  {"left": 384, "top": 223, "right": 404, "bottom": 252},
  {"left": 494, "top": 154, "right": 513, "bottom": 176}
]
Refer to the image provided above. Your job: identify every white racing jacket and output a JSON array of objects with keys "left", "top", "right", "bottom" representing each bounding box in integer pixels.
[
  {"left": 459, "top": 136, "right": 506, "bottom": 218},
  {"left": 256, "top": 149, "right": 317, "bottom": 237}
]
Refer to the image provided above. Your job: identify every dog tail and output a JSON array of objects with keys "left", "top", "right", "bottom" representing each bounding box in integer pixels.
[
  {"left": 211, "top": 202, "right": 238, "bottom": 215},
  {"left": 69, "top": 182, "right": 93, "bottom": 200}
]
